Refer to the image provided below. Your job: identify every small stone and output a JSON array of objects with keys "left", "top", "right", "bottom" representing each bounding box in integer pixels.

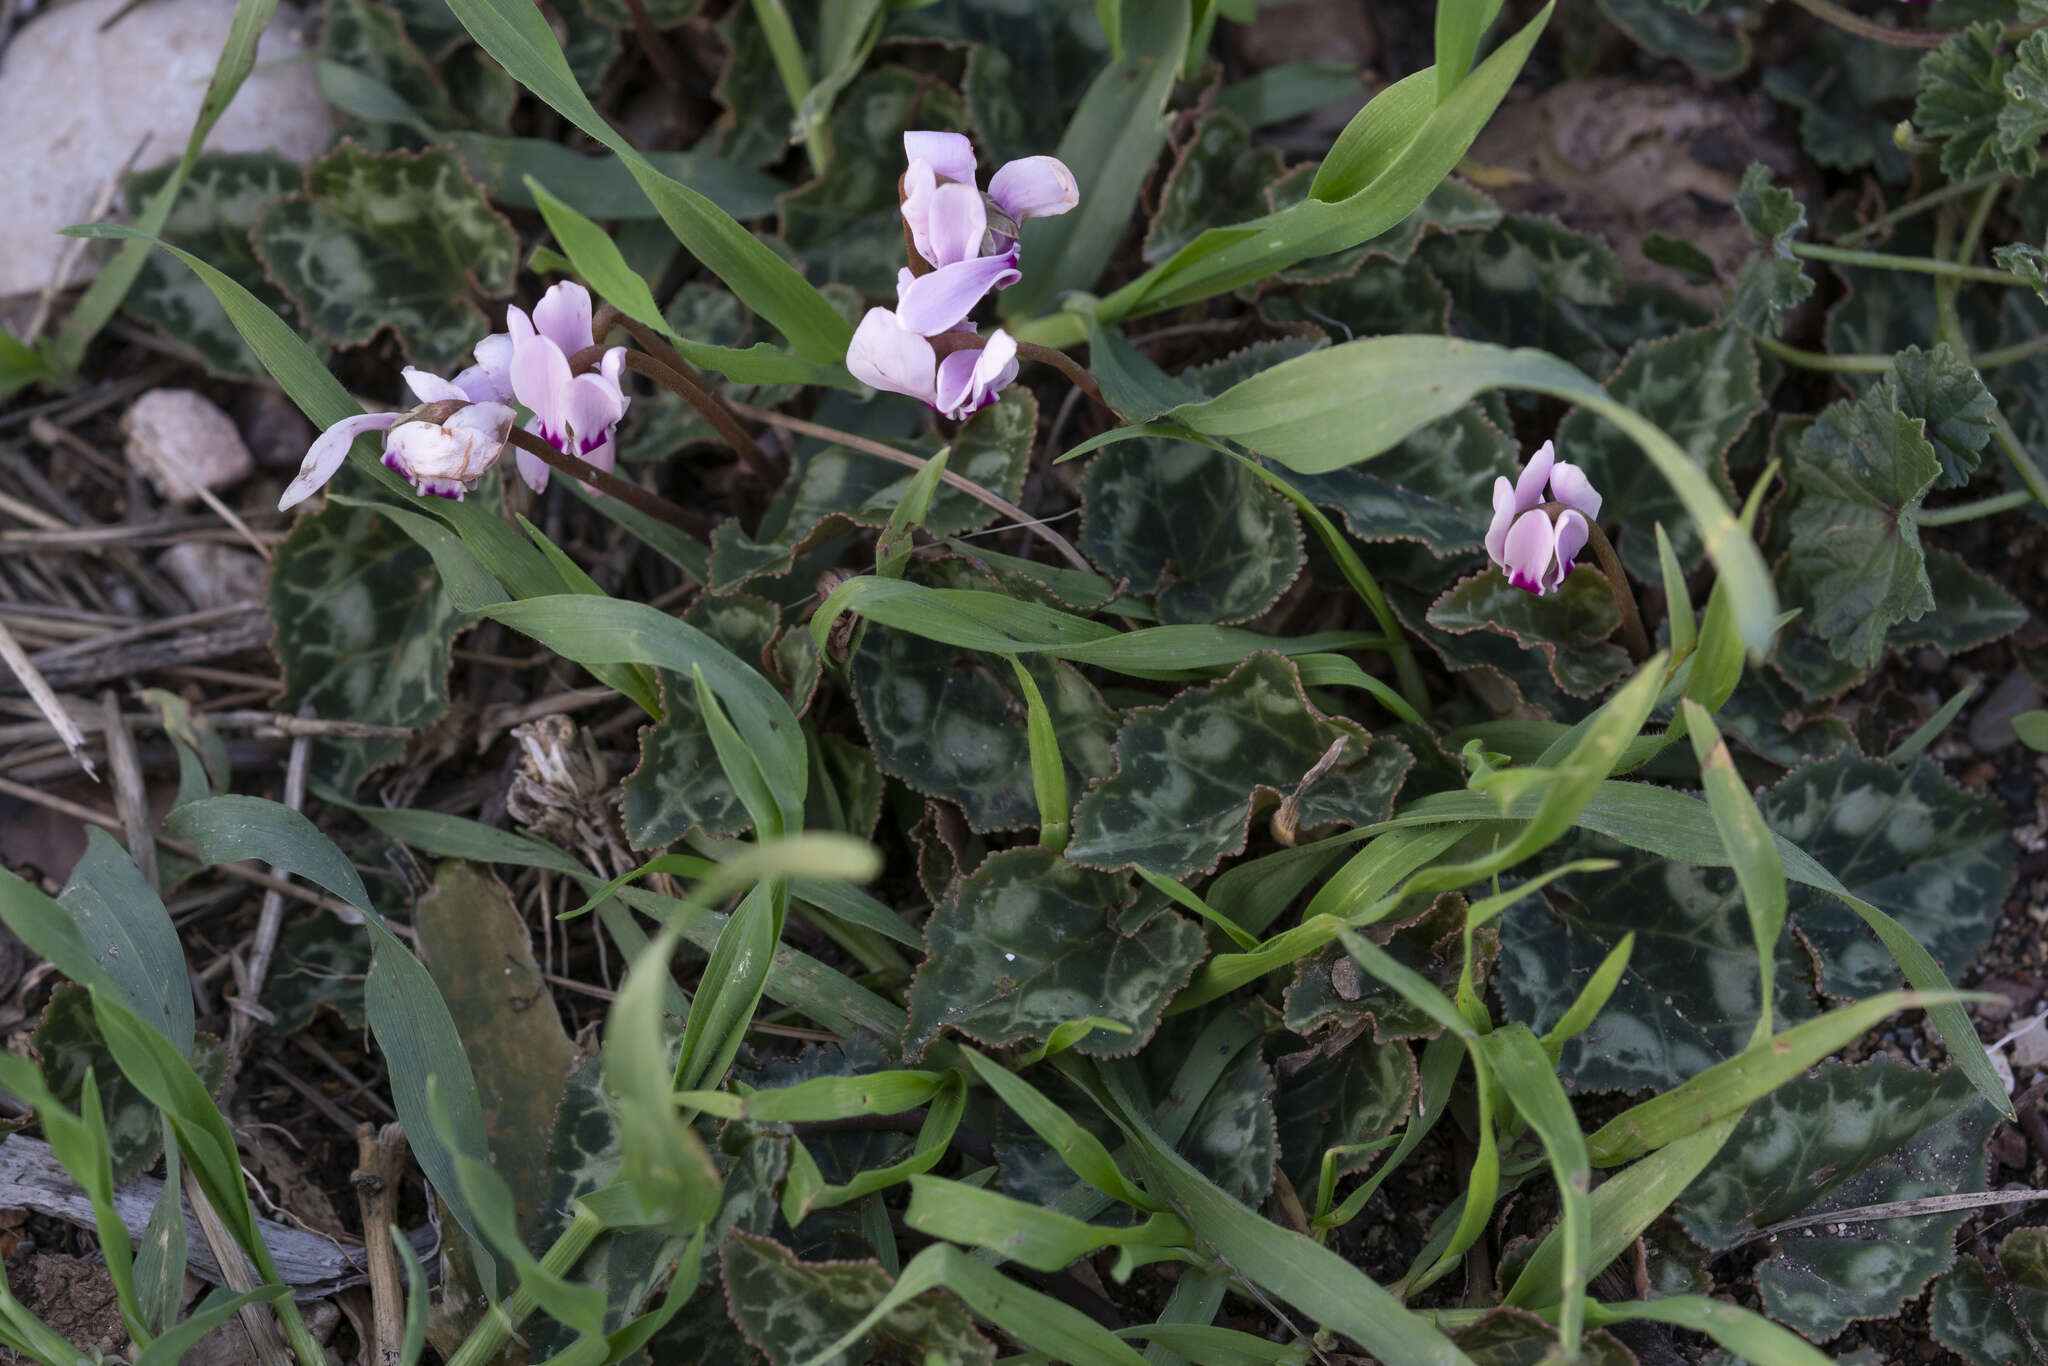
[
  {"left": 1975, "top": 975, "right": 2037, "bottom": 1022},
  {"left": 233, "top": 386, "right": 317, "bottom": 471},
  {"left": 122, "top": 389, "right": 253, "bottom": 502},
  {"left": 1991, "top": 1122, "right": 2029, "bottom": 1171},
  {"left": 2012, "top": 1020, "right": 2048, "bottom": 1072},
  {"left": 157, "top": 543, "right": 267, "bottom": 611},
  {"left": 1971, "top": 667, "right": 2045, "bottom": 752}
]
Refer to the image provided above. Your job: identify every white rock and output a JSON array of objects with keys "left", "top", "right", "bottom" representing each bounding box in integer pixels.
[
  {"left": 2013, "top": 1019, "right": 2048, "bottom": 1073},
  {"left": 0, "top": 0, "right": 330, "bottom": 302},
  {"left": 122, "top": 389, "right": 254, "bottom": 502},
  {"left": 157, "top": 542, "right": 268, "bottom": 611}
]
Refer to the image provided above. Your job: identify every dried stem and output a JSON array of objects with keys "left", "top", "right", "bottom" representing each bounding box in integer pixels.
[
  {"left": 353, "top": 1122, "right": 409, "bottom": 1366},
  {"left": 725, "top": 400, "right": 1097, "bottom": 575},
  {"left": 503, "top": 429, "right": 713, "bottom": 540}
]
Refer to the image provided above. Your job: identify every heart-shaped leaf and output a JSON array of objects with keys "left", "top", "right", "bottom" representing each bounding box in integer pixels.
[{"left": 720, "top": 1231, "right": 993, "bottom": 1366}]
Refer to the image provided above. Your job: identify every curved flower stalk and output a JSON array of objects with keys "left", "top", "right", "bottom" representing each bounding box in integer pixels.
[
  {"left": 1486, "top": 440, "right": 1604, "bottom": 595},
  {"left": 846, "top": 310, "right": 1018, "bottom": 421},
  {"left": 897, "top": 130, "right": 1077, "bottom": 335},
  {"left": 502, "top": 282, "right": 630, "bottom": 495},
  {"left": 278, "top": 365, "right": 514, "bottom": 510}
]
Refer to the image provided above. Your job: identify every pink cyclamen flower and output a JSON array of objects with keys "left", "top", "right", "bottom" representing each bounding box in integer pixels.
[
  {"left": 896, "top": 130, "right": 1077, "bottom": 335},
  {"left": 505, "top": 282, "right": 630, "bottom": 495},
  {"left": 1485, "top": 440, "right": 1603, "bottom": 595},
  {"left": 846, "top": 307, "right": 1018, "bottom": 420},
  {"left": 278, "top": 365, "right": 514, "bottom": 511}
]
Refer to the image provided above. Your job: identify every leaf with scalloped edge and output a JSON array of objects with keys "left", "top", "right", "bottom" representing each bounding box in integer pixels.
[
  {"left": 1768, "top": 749, "right": 2012, "bottom": 1001},
  {"left": 1677, "top": 1057, "right": 1996, "bottom": 1342},
  {"left": 1289, "top": 400, "right": 1515, "bottom": 556},
  {"left": 1893, "top": 547, "right": 2026, "bottom": 654},
  {"left": 1077, "top": 435, "right": 1304, "bottom": 625},
  {"left": 1999, "top": 242, "right": 2048, "bottom": 301},
  {"left": 254, "top": 141, "right": 517, "bottom": 369},
  {"left": 904, "top": 847, "right": 1205, "bottom": 1060},
  {"left": 1763, "top": 25, "right": 1918, "bottom": 180},
  {"left": 622, "top": 595, "right": 783, "bottom": 847},
  {"left": 1556, "top": 326, "right": 1764, "bottom": 582},
  {"left": 32, "top": 984, "right": 209, "bottom": 1183},
  {"left": 124, "top": 153, "right": 304, "bottom": 377},
  {"left": 1268, "top": 173, "right": 1502, "bottom": 284},
  {"left": 1427, "top": 568, "right": 1631, "bottom": 699},
  {"left": 1889, "top": 343, "right": 1998, "bottom": 490},
  {"left": 1065, "top": 653, "right": 1412, "bottom": 878},
  {"left": 1933, "top": 1228, "right": 2048, "bottom": 1366},
  {"left": 1497, "top": 838, "right": 1818, "bottom": 1094},
  {"left": 324, "top": 0, "right": 460, "bottom": 130},
  {"left": 1728, "top": 162, "right": 1813, "bottom": 338},
  {"left": 1273, "top": 1034, "right": 1417, "bottom": 1192},
  {"left": 1918, "top": 22, "right": 2015, "bottom": 179},
  {"left": 1419, "top": 215, "right": 1624, "bottom": 373},
  {"left": 720, "top": 1231, "right": 992, "bottom": 1366},
  {"left": 1714, "top": 670, "right": 1855, "bottom": 769},
  {"left": 262, "top": 914, "right": 372, "bottom": 1033},
  {"left": 1285, "top": 893, "right": 1490, "bottom": 1046},
  {"left": 271, "top": 501, "right": 467, "bottom": 794},
  {"left": 850, "top": 624, "right": 1117, "bottom": 835},
  {"left": 1144, "top": 110, "right": 1286, "bottom": 265},
  {"left": 1261, "top": 254, "right": 1453, "bottom": 338},
  {"left": 1175, "top": 1044, "right": 1279, "bottom": 1205},
  {"left": 1779, "top": 381, "right": 1940, "bottom": 669},
  {"left": 708, "top": 390, "right": 1035, "bottom": 591},
  {"left": 781, "top": 67, "right": 969, "bottom": 295}
]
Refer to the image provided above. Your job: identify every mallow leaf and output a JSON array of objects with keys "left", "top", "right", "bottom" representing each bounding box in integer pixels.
[
  {"left": 1780, "top": 382, "right": 1940, "bottom": 668},
  {"left": 1917, "top": 22, "right": 2014, "bottom": 180},
  {"left": 1728, "top": 162, "right": 1813, "bottom": 337},
  {"left": 1887, "top": 343, "right": 1997, "bottom": 489}
]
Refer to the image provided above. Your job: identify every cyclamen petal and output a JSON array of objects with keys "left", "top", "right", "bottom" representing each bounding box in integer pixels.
[
  {"left": 901, "top": 160, "right": 940, "bottom": 265},
  {"left": 988, "top": 156, "right": 1078, "bottom": 223},
  {"left": 515, "top": 442, "right": 553, "bottom": 495},
  {"left": 509, "top": 309, "right": 573, "bottom": 442},
  {"left": 904, "top": 131, "right": 976, "bottom": 184},
  {"left": 455, "top": 332, "right": 515, "bottom": 405},
  {"left": 532, "top": 281, "right": 595, "bottom": 357},
  {"left": 1500, "top": 510, "right": 1555, "bottom": 595},
  {"left": 933, "top": 329, "right": 1018, "bottom": 420},
  {"left": 1484, "top": 475, "right": 1520, "bottom": 566},
  {"left": 279, "top": 411, "right": 403, "bottom": 510},
  {"left": 402, "top": 367, "right": 466, "bottom": 404},
  {"left": 847, "top": 308, "right": 939, "bottom": 407},
  {"left": 895, "top": 252, "right": 1021, "bottom": 335},
  {"left": 1548, "top": 460, "right": 1603, "bottom": 520},
  {"left": 925, "top": 182, "right": 988, "bottom": 268},
  {"left": 384, "top": 401, "right": 514, "bottom": 485},
  {"left": 1514, "top": 439, "right": 1556, "bottom": 511},
  {"left": 1550, "top": 510, "right": 1590, "bottom": 592}
]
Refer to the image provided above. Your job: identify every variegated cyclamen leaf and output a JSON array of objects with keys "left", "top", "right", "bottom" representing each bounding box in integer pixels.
[
  {"left": 124, "top": 152, "right": 305, "bottom": 376},
  {"left": 1289, "top": 397, "right": 1516, "bottom": 555},
  {"left": 781, "top": 67, "right": 969, "bottom": 295},
  {"left": 323, "top": 0, "right": 460, "bottom": 130},
  {"left": 1677, "top": 1057, "right": 1996, "bottom": 1342},
  {"left": 1554, "top": 326, "right": 1764, "bottom": 583},
  {"left": 623, "top": 595, "right": 783, "bottom": 847},
  {"left": 1174, "top": 1045, "right": 1278, "bottom": 1205},
  {"left": 1285, "top": 894, "right": 1494, "bottom": 1046},
  {"left": 254, "top": 140, "right": 518, "bottom": 370},
  {"left": 1427, "top": 567, "right": 1631, "bottom": 698},
  {"left": 1273, "top": 1035, "right": 1417, "bottom": 1190},
  {"left": 707, "top": 392, "right": 1035, "bottom": 591},
  {"left": 1932, "top": 1229, "right": 2048, "bottom": 1366},
  {"left": 271, "top": 500, "right": 467, "bottom": 794},
  {"left": 1450, "top": 1307, "right": 1641, "bottom": 1366},
  {"left": 34, "top": 985, "right": 167, "bottom": 1183},
  {"left": 904, "top": 847, "right": 1205, "bottom": 1060},
  {"left": 720, "top": 1231, "right": 993, "bottom": 1366},
  {"left": 262, "top": 914, "right": 372, "bottom": 1032},
  {"left": 1765, "top": 750, "right": 2012, "bottom": 1001},
  {"left": 1261, "top": 254, "right": 1453, "bottom": 339},
  {"left": 1078, "top": 435, "right": 1305, "bottom": 625},
  {"left": 1496, "top": 839, "right": 1816, "bottom": 1094},
  {"left": 1269, "top": 173, "right": 1502, "bottom": 283},
  {"left": 1418, "top": 214, "right": 1624, "bottom": 374},
  {"left": 1892, "top": 546, "right": 2027, "bottom": 657},
  {"left": 892, "top": 3, "right": 1103, "bottom": 169},
  {"left": 1143, "top": 109, "right": 1287, "bottom": 265},
  {"left": 1066, "top": 653, "right": 1412, "bottom": 878},
  {"left": 1592, "top": 0, "right": 1750, "bottom": 81},
  {"left": 851, "top": 625, "right": 1117, "bottom": 834}
]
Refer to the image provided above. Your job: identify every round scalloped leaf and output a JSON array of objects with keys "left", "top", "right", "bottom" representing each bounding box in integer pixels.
[
  {"left": 1273, "top": 1034, "right": 1417, "bottom": 1191},
  {"left": 1762, "top": 26, "right": 1918, "bottom": 180},
  {"left": 1288, "top": 400, "right": 1514, "bottom": 555},
  {"left": 781, "top": 67, "right": 969, "bottom": 294},
  {"left": 271, "top": 500, "right": 467, "bottom": 794},
  {"left": 708, "top": 391, "right": 1035, "bottom": 591},
  {"left": 1144, "top": 109, "right": 1287, "bottom": 266},
  {"left": 903, "top": 847, "right": 1206, "bottom": 1060},
  {"left": 1933, "top": 1228, "right": 2048, "bottom": 1366},
  {"left": 1677, "top": 1056, "right": 1996, "bottom": 1341},
  {"left": 1496, "top": 838, "right": 1816, "bottom": 1094},
  {"left": 1889, "top": 343, "right": 1998, "bottom": 490},
  {"left": 1418, "top": 214, "right": 1625, "bottom": 375},
  {"left": 1555, "top": 326, "right": 1764, "bottom": 583},
  {"left": 720, "top": 1231, "right": 993, "bottom": 1366},
  {"left": 254, "top": 141, "right": 517, "bottom": 370},
  {"left": 1427, "top": 567, "right": 1631, "bottom": 698},
  {"left": 1077, "top": 435, "right": 1304, "bottom": 625},
  {"left": 123, "top": 152, "right": 305, "bottom": 377},
  {"left": 1767, "top": 750, "right": 2012, "bottom": 1001},
  {"left": 851, "top": 625, "right": 1117, "bottom": 834},
  {"left": 1066, "top": 653, "right": 1411, "bottom": 878}
]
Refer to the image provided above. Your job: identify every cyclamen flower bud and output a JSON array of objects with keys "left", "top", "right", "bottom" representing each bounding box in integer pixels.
[
  {"left": 1484, "top": 440, "right": 1603, "bottom": 596},
  {"left": 278, "top": 368, "right": 514, "bottom": 511}
]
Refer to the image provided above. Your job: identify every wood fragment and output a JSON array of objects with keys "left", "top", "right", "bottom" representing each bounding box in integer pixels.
[
  {"left": 352, "top": 1123, "right": 411, "bottom": 1366},
  {"left": 99, "top": 688, "right": 155, "bottom": 886},
  {"left": 230, "top": 712, "right": 311, "bottom": 1070},
  {"left": 0, "top": 615, "right": 94, "bottom": 778}
]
